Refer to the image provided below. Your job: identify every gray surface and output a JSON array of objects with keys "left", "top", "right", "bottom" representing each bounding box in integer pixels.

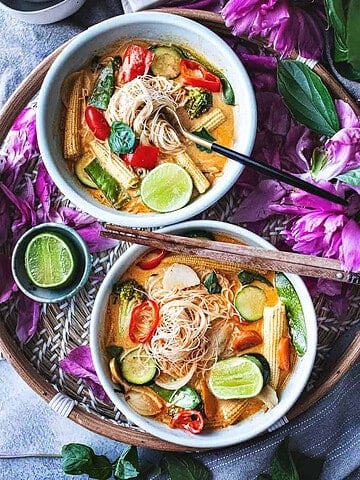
[{"left": 0, "top": 1, "right": 359, "bottom": 479}]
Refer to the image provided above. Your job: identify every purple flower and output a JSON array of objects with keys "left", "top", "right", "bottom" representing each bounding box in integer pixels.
[
  {"left": 222, "top": 0, "right": 325, "bottom": 59},
  {"left": 59, "top": 345, "right": 109, "bottom": 402},
  {"left": 15, "top": 294, "right": 41, "bottom": 345},
  {"left": 0, "top": 254, "right": 17, "bottom": 303}
]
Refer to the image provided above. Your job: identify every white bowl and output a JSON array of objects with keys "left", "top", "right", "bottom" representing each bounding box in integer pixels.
[
  {"left": 36, "top": 12, "right": 257, "bottom": 228},
  {"left": 90, "top": 220, "right": 317, "bottom": 449},
  {"left": 0, "top": 0, "right": 86, "bottom": 24}
]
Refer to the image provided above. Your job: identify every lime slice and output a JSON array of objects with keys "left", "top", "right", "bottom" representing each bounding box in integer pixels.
[
  {"left": 209, "top": 356, "right": 264, "bottom": 399},
  {"left": 25, "top": 232, "right": 75, "bottom": 288},
  {"left": 140, "top": 163, "right": 193, "bottom": 213}
]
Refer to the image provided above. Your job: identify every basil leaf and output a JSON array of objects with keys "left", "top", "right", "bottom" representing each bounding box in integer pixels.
[
  {"left": 192, "top": 128, "right": 215, "bottom": 153},
  {"left": 61, "top": 443, "right": 112, "bottom": 480},
  {"left": 336, "top": 167, "right": 360, "bottom": 186},
  {"left": 106, "top": 345, "right": 124, "bottom": 358},
  {"left": 277, "top": 60, "right": 340, "bottom": 137},
  {"left": 203, "top": 271, "right": 222, "bottom": 293},
  {"left": 292, "top": 451, "right": 325, "bottom": 480},
  {"left": 323, "top": 0, "right": 348, "bottom": 62},
  {"left": 163, "top": 452, "right": 210, "bottom": 480},
  {"left": 271, "top": 438, "right": 299, "bottom": 480},
  {"left": 108, "top": 121, "right": 136, "bottom": 154},
  {"left": 347, "top": 0, "right": 360, "bottom": 71},
  {"left": 88, "top": 61, "right": 115, "bottom": 110},
  {"left": 257, "top": 475, "right": 273, "bottom": 480},
  {"left": 238, "top": 270, "right": 273, "bottom": 288},
  {"left": 114, "top": 446, "right": 140, "bottom": 479},
  {"left": 310, "top": 148, "right": 329, "bottom": 178}
]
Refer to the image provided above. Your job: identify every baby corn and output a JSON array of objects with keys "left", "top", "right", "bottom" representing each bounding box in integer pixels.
[
  {"left": 173, "top": 152, "right": 210, "bottom": 193},
  {"left": 191, "top": 107, "right": 226, "bottom": 133},
  {"left": 89, "top": 141, "right": 139, "bottom": 189},
  {"left": 63, "top": 72, "right": 84, "bottom": 160}
]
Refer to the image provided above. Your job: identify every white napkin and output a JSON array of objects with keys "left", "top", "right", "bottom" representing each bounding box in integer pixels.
[{"left": 121, "top": 0, "right": 170, "bottom": 13}]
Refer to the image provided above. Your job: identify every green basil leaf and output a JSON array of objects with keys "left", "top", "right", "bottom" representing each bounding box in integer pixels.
[
  {"left": 61, "top": 443, "right": 112, "bottom": 480},
  {"left": 336, "top": 167, "right": 360, "bottom": 186},
  {"left": 334, "top": 61, "right": 360, "bottom": 81},
  {"left": 323, "top": 0, "right": 348, "bottom": 62},
  {"left": 114, "top": 446, "right": 140, "bottom": 479},
  {"left": 106, "top": 345, "right": 124, "bottom": 358},
  {"left": 203, "top": 271, "right": 222, "bottom": 293},
  {"left": 238, "top": 270, "right": 273, "bottom": 288},
  {"left": 163, "top": 452, "right": 210, "bottom": 480},
  {"left": 292, "top": 451, "right": 325, "bottom": 480},
  {"left": 277, "top": 60, "right": 340, "bottom": 137},
  {"left": 257, "top": 475, "right": 273, "bottom": 480},
  {"left": 347, "top": 0, "right": 360, "bottom": 71},
  {"left": 271, "top": 438, "right": 299, "bottom": 480},
  {"left": 108, "top": 121, "right": 136, "bottom": 154},
  {"left": 192, "top": 128, "right": 215, "bottom": 153},
  {"left": 310, "top": 148, "right": 329, "bottom": 178}
]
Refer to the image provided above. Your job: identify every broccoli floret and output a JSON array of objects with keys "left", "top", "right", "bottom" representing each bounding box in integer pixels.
[
  {"left": 112, "top": 279, "right": 146, "bottom": 338},
  {"left": 185, "top": 88, "right": 213, "bottom": 119}
]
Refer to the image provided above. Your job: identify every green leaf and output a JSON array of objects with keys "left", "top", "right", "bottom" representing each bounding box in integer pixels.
[
  {"left": 277, "top": 60, "right": 340, "bottom": 137},
  {"left": 310, "top": 148, "right": 329, "bottom": 178},
  {"left": 271, "top": 438, "right": 299, "bottom": 480},
  {"left": 114, "top": 446, "right": 140, "bottom": 480},
  {"left": 258, "top": 475, "right": 273, "bottom": 480},
  {"left": 238, "top": 270, "right": 273, "bottom": 288},
  {"left": 106, "top": 345, "right": 124, "bottom": 358},
  {"left": 163, "top": 452, "right": 210, "bottom": 480},
  {"left": 347, "top": 0, "right": 360, "bottom": 71},
  {"left": 108, "top": 121, "right": 136, "bottom": 155},
  {"left": 336, "top": 167, "right": 360, "bottom": 187},
  {"left": 61, "top": 443, "right": 112, "bottom": 480},
  {"left": 292, "top": 451, "right": 325, "bottom": 480},
  {"left": 192, "top": 128, "right": 215, "bottom": 153},
  {"left": 323, "top": 0, "right": 348, "bottom": 62},
  {"left": 203, "top": 271, "right": 222, "bottom": 293}
]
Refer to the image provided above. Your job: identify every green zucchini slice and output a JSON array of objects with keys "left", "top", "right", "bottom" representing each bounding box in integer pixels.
[
  {"left": 120, "top": 349, "right": 157, "bottom": 385},
  {"left": 150, "top": 45, "right": 183, "bottom": 79},
  {"left": 234, "top": 285, "right": 266, "bottom": 321}
]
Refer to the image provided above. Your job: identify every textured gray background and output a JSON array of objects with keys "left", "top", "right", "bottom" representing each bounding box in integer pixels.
[{"left": 0, "top": 1, "right": 359, "bottom": 478}]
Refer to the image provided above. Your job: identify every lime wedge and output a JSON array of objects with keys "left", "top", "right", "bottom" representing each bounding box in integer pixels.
[
  {"left": 209, "top": 356, "right": 264, "bottom": 399},
  {"left": 25, "top": 232, "right": 75, "bottom": 288},
  {"left": 140, "top": 163, "right": 193, "bottom": 213}
]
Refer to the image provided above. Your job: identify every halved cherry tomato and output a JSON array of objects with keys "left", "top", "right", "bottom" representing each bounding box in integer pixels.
[
  {"left": 170, "top": 410, "right": 204, "bottom": 434},
  {"left": 129, "top": 299, "right": 160, "bottom": 343},
  {"left": 85, "top": 106, "right": 110, "bottom": 140},
  {"left": 180, "top": 59, "right": 221, "bottom": 92},
  {"left": 123, "top": 145, "right": 159, "bottom": 169},
  {"left": 136, "top": 249, "right": 167, "bottom": 270},
  {"left": 120, "top": 45, "right": 155, "bottom": 83}
]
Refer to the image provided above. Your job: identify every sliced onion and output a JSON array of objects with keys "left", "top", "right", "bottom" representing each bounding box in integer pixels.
[
  {"left": 125, "top": 386, "right": 164, "bottom": 416},
  {"left": 257, "top": 384, "right": 279, "bottom": 410},
  {"left": 154, "top": 364, "right": 196, "bottom": 390}
]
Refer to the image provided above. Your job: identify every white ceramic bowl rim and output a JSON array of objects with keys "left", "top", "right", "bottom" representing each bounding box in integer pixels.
[
  {"left": 90, "top": 220, "right": 317, "bottom": 449},
  {"left": 36, "top": 12, "right": 257, "bottom": 228}
]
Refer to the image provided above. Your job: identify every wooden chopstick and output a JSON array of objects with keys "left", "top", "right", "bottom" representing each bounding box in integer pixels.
[{"left": 101, "top": 224, "right": 360, "bottom": 285}]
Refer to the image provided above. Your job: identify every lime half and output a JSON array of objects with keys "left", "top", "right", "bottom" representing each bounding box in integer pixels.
[
  {"left": 140, "top": 163, "right": 193, "bottom": 213},
  {"left": 209, "top": 356, "right": 264, "bottom": 399},
  {"left": 25, "top": 232, "right": 75, "bottom": 288}
]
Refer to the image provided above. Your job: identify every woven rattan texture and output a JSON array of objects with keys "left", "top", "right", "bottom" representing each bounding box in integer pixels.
[{"left": 1, "top": 146, "right": 360, "bottom": 432}]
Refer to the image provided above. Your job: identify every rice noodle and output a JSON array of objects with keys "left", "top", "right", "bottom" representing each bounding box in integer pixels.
[
  {"left": 145, "top": 270, "right": 240, "bottom": 382},
  {"left": 105, "top": 75, "right": 187, "bottom": 153}
]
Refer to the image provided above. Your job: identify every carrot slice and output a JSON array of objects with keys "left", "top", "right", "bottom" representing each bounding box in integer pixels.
[
  {"left": 232, "top": 330, "right": 263, "bottom": 351},
  {"left": 277, "top": 336, "right": 291, "bottom": 371}
]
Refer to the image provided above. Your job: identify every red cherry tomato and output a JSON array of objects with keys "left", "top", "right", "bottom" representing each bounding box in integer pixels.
[
  {"left": 123, "top": 145, "right": 159, "bottom": 169},
  {"left": 129, "top": 299, "right": 160, "bottom": 343},
  {"left": 120, "top": 45, "right": 155, "bottom": 83},
  {"left": 136, "top": 249, "right": 167, "bottom": 270},
  {"left": 170, "top": 410, "right": 204, "bottom": 434},
  {"left": 85, "top": 106, "right": 110, "bottom": 140},
  {"left": 180, "top": 59, "right": 221, "bottom": 92}
]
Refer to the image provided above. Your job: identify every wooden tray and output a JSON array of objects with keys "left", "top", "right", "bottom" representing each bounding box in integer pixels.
[{"left": 0, "top": 9, "right": 359, "bottom": 452}]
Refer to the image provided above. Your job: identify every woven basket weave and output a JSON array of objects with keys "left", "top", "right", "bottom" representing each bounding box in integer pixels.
[{"left": 0, "top": 9, "right": 359, "bottom": 452}]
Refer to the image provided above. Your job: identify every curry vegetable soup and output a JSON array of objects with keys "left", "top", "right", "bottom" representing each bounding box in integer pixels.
[
  {"left": 61, "top": 41, "right": 235, "bottom": 214},
  {"left": 103, "top": 232, "right": 307, "bottom": 434}
]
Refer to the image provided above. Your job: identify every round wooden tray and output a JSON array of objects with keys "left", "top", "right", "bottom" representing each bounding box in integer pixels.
[{"left": 0, "top": 9, "right": 359, "bottom": 452}]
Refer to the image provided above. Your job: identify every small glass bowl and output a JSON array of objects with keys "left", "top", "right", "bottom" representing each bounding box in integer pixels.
[{"left": 12, "top": 223, "right": 92, "bottom": 303}]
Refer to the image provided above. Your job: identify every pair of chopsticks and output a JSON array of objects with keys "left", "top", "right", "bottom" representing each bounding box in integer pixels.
[{"left": 100, "top": 225, "right": 360, "bottom": 285}]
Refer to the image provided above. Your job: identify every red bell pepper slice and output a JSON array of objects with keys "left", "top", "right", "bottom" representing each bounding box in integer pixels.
[
  {"left": 120, "top": 45, "right": 155, "bottom": 83},
  {"left": 123, "top": 145, "right": 159, "bottom": 169},
  {"left": 180, "top": 59, "right": 221, "bottom": 92},
  {"left": 136, "top": 249, "right": 167, "bottom": 270},
  {"left": 85, "top": 106, "right": 110, "bottom": 141},
  {"left": 170, "top": 409, "right": 204, "bottom": 434},
  {"left": 129, "top": 299, "right": 160, "bottom": 343}
]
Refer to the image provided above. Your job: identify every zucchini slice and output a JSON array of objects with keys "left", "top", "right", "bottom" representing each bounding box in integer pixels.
[
  {"left": 120, "top": 349, "right": 157, "bottom": 385},
  {"left": 150, "top": 45, "right": 183, "bottom": 79},
  {"left": 234, "top": 285, "right": 266, "bottom": 321}
]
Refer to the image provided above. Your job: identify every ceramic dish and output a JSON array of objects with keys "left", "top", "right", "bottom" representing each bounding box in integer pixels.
[
  {"left": 90, "top": 220, "right": 317, "bottom": 448},
  {"left": 0, "top": 0, "right": 86, "bottom": 24},
  {"left": 36, "top": 12, "right": 257, "bottom": 228}
]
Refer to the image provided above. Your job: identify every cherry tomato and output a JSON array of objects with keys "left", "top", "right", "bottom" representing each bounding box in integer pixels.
[
  {"left": 129, "top": 299, "right": 160, "bottom": 343},
  {"left": 120, "top": 45, "right": 154, "bottom": 83},
  {"left": 85, "top": 106, "right": 110, "bottom": 140},
  {"left": 180, "top": 59, "right": 221, "bottom": 92},
  {"left": 136, "top": 249, "right": 167, "bottom": 270},
  {"left": 123, "top": 145, "right": 159, "bottom": 169},
  {"left": 170, "top": 410, "right": 204, "bottom": 434}
]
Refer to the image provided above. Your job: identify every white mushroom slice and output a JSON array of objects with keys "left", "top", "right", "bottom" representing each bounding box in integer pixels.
[
  {"left": 256, "top": 384, "right": 279, "bottom": 410},
  {"left": 162, "top": 263, "right": 200, "bottom": 291}
]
